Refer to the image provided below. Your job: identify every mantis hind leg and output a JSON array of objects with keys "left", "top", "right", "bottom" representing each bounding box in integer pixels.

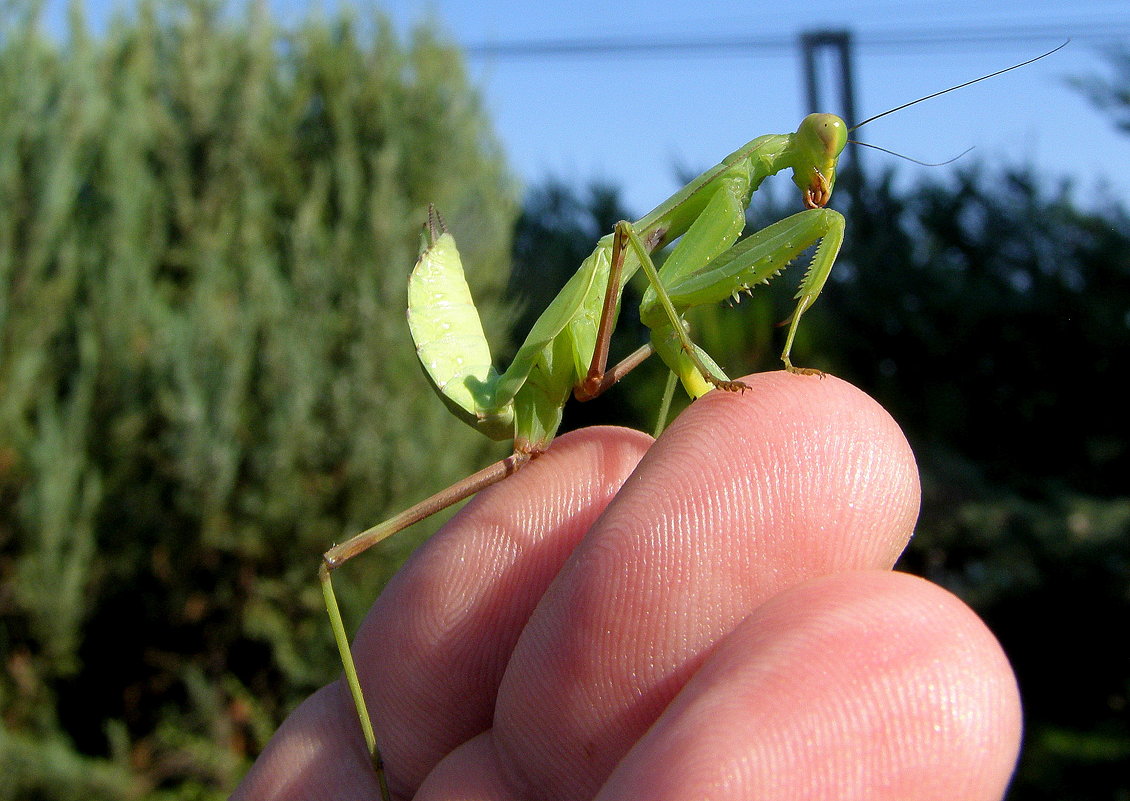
[
  {"left": 319, "top": 450, "right": 532, "bottom": 800},
  {"left": 320, "top": 564, "right": 389, "bottom": 798}
]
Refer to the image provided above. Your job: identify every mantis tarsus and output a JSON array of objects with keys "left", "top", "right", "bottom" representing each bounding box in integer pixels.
[{"left": 317, "top": 43, "right": 1065, "bottom": 799}]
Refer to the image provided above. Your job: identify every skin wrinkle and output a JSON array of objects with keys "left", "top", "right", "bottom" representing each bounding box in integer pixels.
[
  {"left": 493, "top": 524, "right": 633, "bottom": 793},
  {"left": 621, "top": 481, "right": 737, "bottom": 668},
  {"left": 391, "top": 483, "right": 579, "bottom": 686},
  {"left": 806, "top": 591, "right": 957, "bottom": 795},
  {"left": 428, "top": 525, "right": 518, "bottom": 643},
  {"left": 700, "top": 390, "right": 809, "bottom": 571},
  {"left": 655, "top": 419, "right": 767, "bottom": 602},
  {"left": 614, "top": 497, "right": 730, "bottom": 668}
]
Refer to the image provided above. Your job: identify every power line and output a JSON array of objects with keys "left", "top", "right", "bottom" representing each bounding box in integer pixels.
[{"left": 464, "top": 24, "right": 1126, "bottom": 60}]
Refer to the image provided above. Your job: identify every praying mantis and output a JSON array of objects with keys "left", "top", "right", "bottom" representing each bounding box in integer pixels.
[{"left": 317, "top": 43, "right": 1065, "bottom": 799}]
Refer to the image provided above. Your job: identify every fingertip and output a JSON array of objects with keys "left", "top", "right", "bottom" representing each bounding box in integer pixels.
[
  {"left": 671, "top": 372, "right": 919, "bottom": 511},
  {"left": 640, "top": 370, "right": 921, "bottom": 576},
  {"left": 232, "top": 681, "right": 380, "bottom": 801},
  {"left": 597, "top": 571, "right": 1021, "bottom": 801},
  {"left": 414, "top": 732, "right": 521, "bottom": 801}
]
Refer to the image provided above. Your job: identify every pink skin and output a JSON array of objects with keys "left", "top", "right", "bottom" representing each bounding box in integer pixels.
[{"left": 234, "top": 372, "right": 1021, "bottom": 801}]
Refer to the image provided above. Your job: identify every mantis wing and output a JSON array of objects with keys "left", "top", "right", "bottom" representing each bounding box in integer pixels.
[{"left": 408, "top": 231, "right": 514, "bottom": 440}]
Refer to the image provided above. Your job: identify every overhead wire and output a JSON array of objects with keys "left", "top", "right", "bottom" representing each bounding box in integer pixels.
[{"left": 463, "top": 22, "right": 1129, "bottom": 60}]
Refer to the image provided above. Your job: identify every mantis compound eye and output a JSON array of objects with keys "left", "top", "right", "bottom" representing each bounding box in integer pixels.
[{"left": 806, "top": 113, "right": 848, "bottom": 158}]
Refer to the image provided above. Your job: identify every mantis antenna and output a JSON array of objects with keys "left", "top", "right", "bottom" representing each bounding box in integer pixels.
[{"left": 849, "top": 40, "right": 1069, "bottom": 133}]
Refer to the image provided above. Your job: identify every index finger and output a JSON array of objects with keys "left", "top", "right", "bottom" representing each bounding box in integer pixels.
[{"left": 492, "top": 371, "right": 920, "bottom": 798}]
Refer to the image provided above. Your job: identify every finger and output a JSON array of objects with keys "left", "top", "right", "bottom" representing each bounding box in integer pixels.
[
  {"left": 594, "top": 571, "right": 1022, "bottom": 801},
  {"left": 355, "top": 426, "right": 653, "bottom": 796},
  {"left": 231, "top": 681, "right": 382, "bottom": 801},
  {"left": 491, "top": 372, "right": 921, "bottom": 799},
  {"left": 414, "top": 732, "right": 514, "bottom": 801}
]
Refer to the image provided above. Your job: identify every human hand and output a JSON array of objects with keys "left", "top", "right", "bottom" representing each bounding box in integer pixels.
[{"left": 234, "top": 372, "right": 1021, "bottom": 801}]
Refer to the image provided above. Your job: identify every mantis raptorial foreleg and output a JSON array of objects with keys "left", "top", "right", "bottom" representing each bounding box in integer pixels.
[
  {"left": 309, "top": 45, "right": 1067, "bottom": 800},
  {"left": 654, "top": 207, "right": 848, "bottom": 375}
]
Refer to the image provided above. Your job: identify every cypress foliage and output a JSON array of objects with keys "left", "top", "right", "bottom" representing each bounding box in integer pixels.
[{"left": 0, "top": 1, "right": 516, "bottom": 796}]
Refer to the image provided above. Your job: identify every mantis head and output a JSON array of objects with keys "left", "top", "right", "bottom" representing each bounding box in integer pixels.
[{"left": 791, "top": 113, "right": 848, "bottom": 209}]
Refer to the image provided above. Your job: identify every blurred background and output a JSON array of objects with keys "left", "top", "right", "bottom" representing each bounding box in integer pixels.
[{"left": 0, "top": 1, "right": 1126, "bottom": 798}]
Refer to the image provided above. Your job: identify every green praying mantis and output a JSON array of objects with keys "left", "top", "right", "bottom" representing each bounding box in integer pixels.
[{"left": 318, "top": 43, "right": 1065, "bottom": 799}]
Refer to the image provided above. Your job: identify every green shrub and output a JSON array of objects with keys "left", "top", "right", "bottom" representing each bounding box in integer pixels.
[{"left": 0, "top": 1, "right": 517, "bottom": 796}]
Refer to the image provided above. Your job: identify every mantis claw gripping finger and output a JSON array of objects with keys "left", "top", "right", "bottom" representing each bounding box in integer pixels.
[
  {"left": 786, "top": 365, "right": 826, "bottom": 378},
  {"left": 713, "top": 377, "right": 750, "bottom": 393}
]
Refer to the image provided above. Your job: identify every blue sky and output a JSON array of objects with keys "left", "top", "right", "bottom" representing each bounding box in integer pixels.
[{"left": 41, "top": 0, "right": 1130, "bottom": 217}]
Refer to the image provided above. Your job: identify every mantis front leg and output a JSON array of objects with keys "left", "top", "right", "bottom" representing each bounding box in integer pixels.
[{"left": 640, "top": 206, "right": 847, "bottom": 384}]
